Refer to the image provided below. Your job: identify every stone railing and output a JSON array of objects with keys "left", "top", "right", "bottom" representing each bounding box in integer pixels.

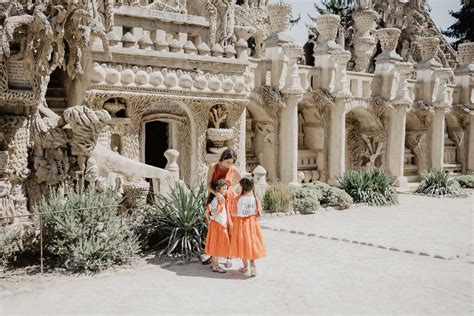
[{"left": 347, "top": 71, "right": 374, "bottom": 98}]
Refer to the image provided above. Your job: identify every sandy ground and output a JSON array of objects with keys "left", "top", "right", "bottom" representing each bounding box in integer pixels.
[{"left": 0, "top": 194, "right": 473, "bottom": 315}]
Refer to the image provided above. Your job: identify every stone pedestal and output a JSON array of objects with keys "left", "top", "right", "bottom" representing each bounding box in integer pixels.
[
  {"left": 328, "top": 99, "right": 346, "bottom": 185},
  {"left": 387, "top": 104, "right": 408, "bottom": 187},
  {"left": 431, "top": 107, "right": 446, "bottom": 169},
  {"left": 279, "top": 94, "right": 299, "bottom": 184}
]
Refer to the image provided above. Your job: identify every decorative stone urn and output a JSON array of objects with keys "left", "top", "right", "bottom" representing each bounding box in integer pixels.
[
  {"left": 458, "top": 42, "right": 474, "bottom": 65},
  {"left": 316, "top": 14, "right": 340, "bottom": 43},
  {"left": 353, "top": 10, "right": 378, "bottom": 38},
  {"left": 267, "top": 3, "right": 292, "bottom": 34},
  {"left": 376, "top": 28, "right": 401, "bottom": 53},
  {"left": 417, "top": 36, "right": 440, "bottom": 63},
  {"left": 207, "top": 128, "right": 234, "bottom": 154},
  {"left": 207, "top": 104, "right": 234, "bottom": 154}
]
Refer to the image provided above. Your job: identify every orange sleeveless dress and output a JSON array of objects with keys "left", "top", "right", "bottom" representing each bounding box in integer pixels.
[
  {"left": 204, "top": 199, "right": 232, "bottom": 257},
  {"left": 230, "top": 195, "right": 266, "bottom": 260},
  {"left": 212, "top": 164, "right": 237, "bottom": 217}
]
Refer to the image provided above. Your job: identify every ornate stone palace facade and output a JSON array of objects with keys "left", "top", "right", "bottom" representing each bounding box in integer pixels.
[{"left": 0, "top": 0, "right": 473, "bottom": 219}]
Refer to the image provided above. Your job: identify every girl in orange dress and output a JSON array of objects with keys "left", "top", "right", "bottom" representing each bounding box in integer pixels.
[
  {"left": 230, "top": 177, "right": 266, "bottom": 277},
  {"left": 206, "top": 149, "right": 241, "bottom": 268},
  {"left": 204, "top": 179, "right": 233, "bottom": 273}
]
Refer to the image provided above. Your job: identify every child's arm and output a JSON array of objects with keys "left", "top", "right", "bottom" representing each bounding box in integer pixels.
[
  {"left": 205, "top": 204, "right": 211, "bottom": 224},
  {"left": 256, "top": 197, "right": 262, "bottom": 217}
]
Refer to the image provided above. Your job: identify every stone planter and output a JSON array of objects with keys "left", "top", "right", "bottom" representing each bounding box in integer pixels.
[
  {"left": 458, "top": 42, "right": 474, "bottom": 65},
  {"left": 267, "top": 4, "right": 292, "bottom": 34},
  {"left": 353, "top": 10, "right": 377, "bottom": 38},
  {"left": 417, "top": 36, "right": 440, "bottom": 62},
  {"left": 316, "top": 14, "right": 340, "bottom": 42},
  {"left": 207, "top": 128, "right": 234, "bottom": 153},
  {"left": 123, "top": 181, "right": 149, "bottom": 207},
  {"left": 376, "top": 28, "right": 401, "bottom": 53}
]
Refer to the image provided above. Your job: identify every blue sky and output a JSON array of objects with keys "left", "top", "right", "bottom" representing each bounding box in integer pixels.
[{"left": 285, "top": 0, "right": 462, "bottom": 44}]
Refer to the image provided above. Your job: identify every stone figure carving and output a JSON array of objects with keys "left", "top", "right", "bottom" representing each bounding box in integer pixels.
[
  {"left": 362, "top": 134, "right": 384, "bottom": 168},
  {"left": 148, "top": 0, "right": 188, "bottom": 14},
  {"left": 213, "top": 0, "right": 236, "bottom": 46},
  {"left": 355, "top": 0, "right": 372, "bottom": 11}
]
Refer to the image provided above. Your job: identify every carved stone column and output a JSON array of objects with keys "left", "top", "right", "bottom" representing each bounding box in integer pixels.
[
  {"left": 331, "top": 50, "right": 352, "bottom": 97},
  {"left": 375, "top": 28, "right": 402, "bottom": 100},
  {"left": 467, "top": 114, "right": 474, "bottom": 174},
  {"left": 352, "top": 9, "right": 377, "bottom": 72},
  {"left": 328, "top": 98, "right": 346, "bottom": 185},
  {"left": 456, "top": 42, "right": 474, "bottom": 105},
  {"left": 387, "top": 104, "right": 408, "bottom": 187},
  {"left": 314, "top": 14, "right": 343, "bottom": 92},
  {"left": 239, "top": 108, "right": 247, "bottom": 173},
  {"left": 431, "top": 107, "right": 446, "bottom": 169},
  {"left": 279, "top": 94, "right": 300, "bottom": 184},
  {"left": 386, "top": 62, "right": 413, "bottom": 187}
]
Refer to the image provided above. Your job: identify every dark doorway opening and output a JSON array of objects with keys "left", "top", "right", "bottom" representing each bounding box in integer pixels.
[{"left": 145, "top": 121, "right": 169, "bottom": 169}]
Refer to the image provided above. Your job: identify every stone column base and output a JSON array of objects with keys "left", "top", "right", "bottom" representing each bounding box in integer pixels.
[{"left": 394, "top": 176, "right": 408, "bottom": 188}]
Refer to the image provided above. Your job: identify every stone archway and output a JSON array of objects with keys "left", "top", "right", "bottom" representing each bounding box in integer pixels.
[
  {"left": 444, "top": 112, "right": 465, "bottom": 174},
  {"left": 345, "top": 107, "right": 386, "bottom": 171},
  {"left": 246, "top": 100, "right": 278, "bottom": 182},
  {"left": 404, "top": 111, "right": 429, "bottom": 181}
]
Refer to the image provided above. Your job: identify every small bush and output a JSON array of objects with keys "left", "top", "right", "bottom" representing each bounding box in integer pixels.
[
  {"left": 304, "top": 181, "right": 353, "bottom": 210},
  {"left": 155, "top": 182, "right": 208, "bottom": 262},
  {"left": 338, "top": 169, "right": 398, "bottom": 206},
  {"left": 127, "top": 205, "right": 163, "bottom": 250},
  {"left": 416, "top": 169, "right": 467, "bottom": 197},
  {"left": 263, "top": 182, "right": 292, "bottom": 213},
  {"left": 36, "top": 185, "right": 140, "bottom": 272},
  {"left": 291, "top": 187, "right": 320, "bottom": 214},
  {"left": 454, "top": 175, "right": 474, "bottom": 188}
]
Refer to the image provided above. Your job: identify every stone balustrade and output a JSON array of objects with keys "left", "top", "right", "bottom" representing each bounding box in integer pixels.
[
  {"left": 347, "top": 71, "right": 373, "bottom": 98},
  {"left": 90, "top": 62, "right": 248, "bottom": 95}
]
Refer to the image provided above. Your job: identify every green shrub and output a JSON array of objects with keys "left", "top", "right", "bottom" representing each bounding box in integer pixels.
[
  {"left": 127, "top": 204, "right": 163, "bottom": 250},
  {"left": 454, "top": 175, "right": 474, "bottom": 188},
  {"left": 416, "top": 169, "right": 467, "bottom": 197},
  {"left": 0, "top": 225, "right": 23, "bottom": 266},
  {"left": 36, "top": 185, "right": 140, "bottom": 272},
  {"left": 291, "top": 187, "right": 320, "bottom": 214},
  {"left": 154, "top": 182, "right": 208, "bottom": 262},
  {"left": 263, "top": 182, "right": 292, "bottom": 213},
  {"left": 304, "top": 181, "right": 353, "bottom": 210},
  {"left": 338, "top": 169, "right": 398, "bottom": 206}
]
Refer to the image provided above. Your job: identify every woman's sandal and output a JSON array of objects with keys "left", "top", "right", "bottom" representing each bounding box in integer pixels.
[
  {"left": 211, "top": 266, "right": 227, "bottom": 273},
  {"left": 238, "top": 267, "right": 248, "bottom": 274}
]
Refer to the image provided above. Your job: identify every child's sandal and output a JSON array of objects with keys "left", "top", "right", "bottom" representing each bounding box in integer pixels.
[
  {"left": 250, "top": 266, "right": 257, "bottom": 277},
  {"left": 211, "top": 266, "right": 226, "bottom": 273}
]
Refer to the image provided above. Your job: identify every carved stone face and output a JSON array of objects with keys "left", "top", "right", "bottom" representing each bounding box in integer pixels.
[{"left": 0, "top": 179, "right": 12, "bottom": 198}]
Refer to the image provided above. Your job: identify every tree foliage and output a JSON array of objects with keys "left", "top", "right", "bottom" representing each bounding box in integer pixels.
[{"left": 442, "top": 0, "right": 474, "bottom": 49}]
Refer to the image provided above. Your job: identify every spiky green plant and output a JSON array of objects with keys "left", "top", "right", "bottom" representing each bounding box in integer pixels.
[
  {"left": 263, "top": 182, "right": 293, "bottom": 213},
  {"left": 338, "top": 169, "right": 398, "bottom": 206},
  {"left": 454, "top": 175, "right": 474, "bottom": 188},
  {"left": 36, "top": 185, "right": 139, "bottom": 272},
  {"left": 154, "top": 182, "right": 208, "bottom": 262},
  {"left": 416, "top": 169, "right": 467, "bottom": 197}
]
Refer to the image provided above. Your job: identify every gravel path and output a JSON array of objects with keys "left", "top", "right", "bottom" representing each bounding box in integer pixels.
[{"left": 0, "top": 194, "right": 472, "bottom": 315}]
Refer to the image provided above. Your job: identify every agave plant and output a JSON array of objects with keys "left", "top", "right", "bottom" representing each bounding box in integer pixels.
[
  {"left": 338, "top": 169, "right": 398, "bottom": 206},
  {"left": 416, "top": 169, "right": 467, "bottom": 197},
  {"left": 155, "top": 182, "right": 208, "bottom": 262}
]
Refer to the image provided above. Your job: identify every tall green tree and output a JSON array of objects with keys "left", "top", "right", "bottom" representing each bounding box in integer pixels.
[
  {"left": 308, "top": 0, "right": 354, "bottom": 32},
  {"left": 442, "top": 0, "right": 474, "bottom": 49}
]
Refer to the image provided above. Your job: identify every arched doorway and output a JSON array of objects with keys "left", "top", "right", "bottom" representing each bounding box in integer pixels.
[
  {"left": 345, "top": 107, "right": 386, "bottom": 171},
  {"left": 404, "top": 111, "right": 429, "bottom": 181},
  {"left": 144, "top": 120, "right": 169, "bottom": 169},
  {"left": 444, "top": 113, "right": 465, "bottom": 174}
]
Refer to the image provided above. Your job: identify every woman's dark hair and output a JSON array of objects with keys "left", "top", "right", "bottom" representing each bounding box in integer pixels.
[
  {"left": 206, "top": 179, "right": 228, "bottom": 205},
  {"left": 219, "top": 148, "right": 237, "bottom": 163},
  {"left": 239, "top": 176, "right": 255, "bottom": 194}
]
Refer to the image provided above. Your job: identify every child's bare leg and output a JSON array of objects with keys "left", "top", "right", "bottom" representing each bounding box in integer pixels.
[
  {"left": 250, "top": 260, "right": 255, "bottom": 267},
  {"left": 241, "top": 259, "right": 248, "bottom": 269},
  {"left": 212, "top": 256, "right": 219, "bottom": 268},
  {"left": 250, "top": 260, "right": 257, "bottom": 276}
]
